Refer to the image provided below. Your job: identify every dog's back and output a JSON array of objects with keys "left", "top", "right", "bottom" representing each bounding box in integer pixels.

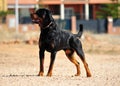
[{"left": 30, "top": 8, "right": 91, "bottom": 77}]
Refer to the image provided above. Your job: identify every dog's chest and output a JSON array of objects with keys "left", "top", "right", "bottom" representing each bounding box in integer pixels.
[{"left": 40, "top": 31, "right": 57, "bottom": 51}]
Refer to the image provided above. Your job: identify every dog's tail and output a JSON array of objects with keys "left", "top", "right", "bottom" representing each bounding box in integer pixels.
[{"left": 74, "top": 24, "right": 83, "bottom": 38}]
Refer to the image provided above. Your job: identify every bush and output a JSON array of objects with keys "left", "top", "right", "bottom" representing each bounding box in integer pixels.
[
  {"left": 0, "top": 11, "right": 7, "bottom": 17},
  {"left": 97, "top": 3, "right": 120, "bottom": 19}
]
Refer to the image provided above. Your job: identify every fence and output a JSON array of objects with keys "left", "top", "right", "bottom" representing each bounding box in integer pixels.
[
  {"left": 55, "top": 19, "right": 107, "bottom": 33},
  {"left": 55, "top": 18, "right": 120, "bottom": 33},
  {"left": 76, "top": 18, "right": 120, "bottom": 33},
  {"left": 1, "top": 14, "right": 120, "bottom": 34},
  {"left": 54, "top": 18, "right": 120, "bottom": 33},
  {"left": 113, "top": 19, "right": 120, "bottom": 26}
]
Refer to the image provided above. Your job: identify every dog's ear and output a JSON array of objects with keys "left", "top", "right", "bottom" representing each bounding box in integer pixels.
[
  {"left": 35, "top": 9, "right": 53, "bottom": 21},
  {"left": 45, "top": 10, "right": 53, "bottom": 21},
  {"left": 35, "top": 9, "right": 44, "bottom": 18},
  {"left": 43, "top": 11, "right": 47, "bottom": 19}
]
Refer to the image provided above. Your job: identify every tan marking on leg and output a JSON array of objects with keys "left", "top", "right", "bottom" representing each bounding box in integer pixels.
[
  {"left": 68, "top": 56, "right": 80, "bottom": 76},
  {"left": 82, "top": 60, "right": 92, "bottom": 77},
  {"left": 38, "top": 56, "right": 44, "bottom": 76},
  {"left": 65, "top": 49, "right": 80, "bottom": 76},
  {"left": 47, "top": 65, "right": 54, "bottom": 77},
  {"left": 38, "top": 71, "right": 44, "bottom": 76}
]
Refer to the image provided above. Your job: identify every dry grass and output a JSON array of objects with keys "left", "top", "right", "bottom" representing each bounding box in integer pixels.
[
  {"left": 82, "top": 32, "right": 120, "bottom": 54},
  {"left": 0, "top": 25, "right": 39, "bottom": 43},
  {"left": 0, "top": 26, "right": 120, "bottom": 54}
]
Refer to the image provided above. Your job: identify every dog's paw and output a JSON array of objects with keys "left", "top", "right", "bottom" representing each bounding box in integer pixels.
[
  {"left": 38, "top": 72, "right": 44, "bottom": 76},
  {"left": 75, "top": 73, "right": 80, "bottom": 76},
  {"left": 46, "top": 73, "right": 52, "bottom": 77},
  {"left": 87, "top": 73, "right": 92, "bottom": 77}
]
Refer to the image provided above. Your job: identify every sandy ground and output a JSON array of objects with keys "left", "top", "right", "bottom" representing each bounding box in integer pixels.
[{"left": 0, "top": 43, "right": 120, "bottom": 86}]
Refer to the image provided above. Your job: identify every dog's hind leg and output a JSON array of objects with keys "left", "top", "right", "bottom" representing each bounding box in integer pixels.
[
  {"left": 65, "top": 49, "right": 80, "bottom": 76},
  {"left": 70, "top": 38, "right": 91, "bottom": 77},
  {"left": 76, "top": 49, "right": 91, "bottom": 77}
]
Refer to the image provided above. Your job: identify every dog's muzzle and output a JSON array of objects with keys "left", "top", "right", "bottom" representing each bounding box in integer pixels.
[{"left": 32, "top": 19, "right": 40, "bottom": 24}]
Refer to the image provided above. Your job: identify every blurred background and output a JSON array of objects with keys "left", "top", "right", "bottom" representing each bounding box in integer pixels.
[
  {"left": 0, "top": 1, "right": 120, "bottom": 86},
  {"left": 0, "top": 0, "right": 120, "bottom": 54}
]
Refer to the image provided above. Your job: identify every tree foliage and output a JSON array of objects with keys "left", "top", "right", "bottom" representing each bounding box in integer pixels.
[
  {"left": 97, "top": 3, "right": 120, "bottom": 18},
  {"left": 0, "top": 11, "right": 7, "bottom": 17},
  {"left": 0, "top": 10, "right": 14, "bottom": 17}
]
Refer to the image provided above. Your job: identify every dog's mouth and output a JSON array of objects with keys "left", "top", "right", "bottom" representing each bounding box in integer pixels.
[
  {"left": 30, "top": 13, "right": 43, "bottom": 25},
  {"left": 30, "top": 10, "right": 52, "bottom": 29},
  {"left": 32, "top": 19, "right": 41, "bottom": 24}
]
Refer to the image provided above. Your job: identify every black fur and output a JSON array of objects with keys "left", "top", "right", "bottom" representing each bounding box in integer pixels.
[{"left": 30, "top": 8, "right": 91, "bottom": 77}]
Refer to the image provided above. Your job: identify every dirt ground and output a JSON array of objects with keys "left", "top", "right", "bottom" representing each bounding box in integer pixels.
[
  {"left": 0, "top": 43, "right": 120, "bottom": 86},
  {"left": 0, "top": 31, "right": 120, "bottom": 86}
]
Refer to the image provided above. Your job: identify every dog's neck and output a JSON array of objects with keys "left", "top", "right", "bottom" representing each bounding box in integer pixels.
[
  {"left": 40, "top": 21, "right": 58, "bottom": 35},
  {"left": 41, "top": 20, "right": 57, "bottom": 30},
  {"left": 43, "top": 22, "right": 53, "bottom": 29}
]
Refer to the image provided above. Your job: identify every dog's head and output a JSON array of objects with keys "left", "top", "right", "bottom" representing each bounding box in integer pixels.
[{"left": 30, "top": 8, "right": 53, "bottom": 28}]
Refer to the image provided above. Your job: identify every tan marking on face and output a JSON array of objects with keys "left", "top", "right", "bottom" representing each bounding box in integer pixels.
[
  {"left": 65, "top": 50, "right": 71, "bottom": 55},
  {"left": 33, "top": 14, "right": 38, "bottom": 19}
]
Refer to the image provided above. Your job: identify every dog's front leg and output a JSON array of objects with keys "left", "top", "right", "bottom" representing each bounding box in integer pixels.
[
  {"left": 38, "top": 49, "right": 45, "bottom": 76},
  {"left": 47, "top": 52, "right": 57, "bottom": 77}
]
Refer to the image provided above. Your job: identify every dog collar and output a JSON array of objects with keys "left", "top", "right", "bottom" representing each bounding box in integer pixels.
[{"left": 43, "top": 22, "right": 53, "bottom": 29}]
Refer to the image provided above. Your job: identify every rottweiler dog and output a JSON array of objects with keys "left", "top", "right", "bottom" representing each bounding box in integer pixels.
[{"left": 30, "top": 8, "right": 91, "bottom": 77}]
